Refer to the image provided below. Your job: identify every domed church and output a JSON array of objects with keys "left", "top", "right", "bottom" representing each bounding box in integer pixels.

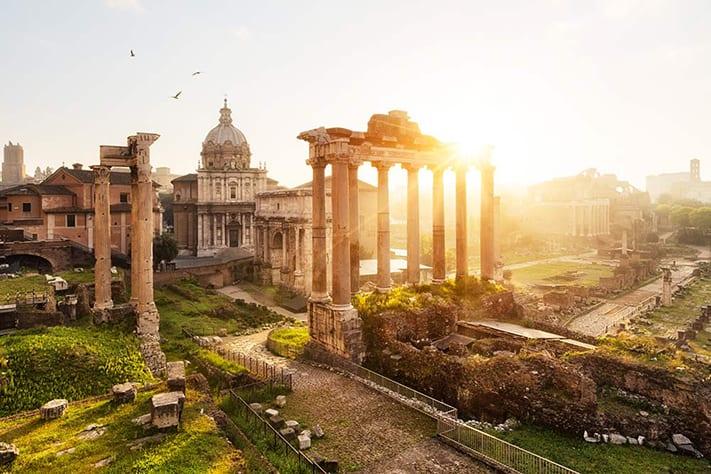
[{"left": 172, "top": 100, "right": 275, "bottom": 256}]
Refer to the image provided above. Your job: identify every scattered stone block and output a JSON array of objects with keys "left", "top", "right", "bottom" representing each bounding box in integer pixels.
[
  {"left": 249, "top": 403, "right": 263, "bottom": 414},
  {"left": 132, "top": 413, "right": 152, "bottom": 427},
  {"left": 627, "top": 437, "right": 638, "bottom": 445},
  {"left": 93, "top": 457, "right": 113, "bottom": 468},
  {"left": 275, "top": 395, "right": 287, "bottom": 407},
  {"left": 112, "top": 382, "right": 137, "bottom": 404},
  {"left": 298, "top": 433, "right": 311, "bottom": 450},
  {"left": 583, "top": 431, "right": 600, "bottom": 443},
  {"left": 78, "top": 423, "right": 107, "bottom": 441},
  {"left": 55, "top": 447, "right": 75, "bottom": 457},
  {"left": 279, "top": 427, "right": 296, "bottom": 440},
  {"left": 602, "top": 434, "right": 609, "bottom": 443},
  {"left": 666, "top": 442, "right": 678, "bottom": 453},
  {"left": 166, "top": 361, "right": 186, "bottom": 393},
  {"left": 638, "top": 410, "right": 649, "bottom": 417},
  {"left": 672, "top": 433, "right": 692, "bottom": 446},
  {"left": 0, "top": 442, "right": 18, "bottom": 466},
  {"left": 312, "top": 424, "right": 325, "bottom": 439},
  {"left": 300, "top": 429, "right": 312, "bottom": 438},
  {"left": 269, "top": 415, "right": 285, "bottom": 429},
  {"left": 150, "top": 391, "right": 186, "bottom": 429},
  {"left": 40, "top": 399, "right": 68, "bottom": 420},
  {"left": 128, "top": 433, "right": 167, "bottom": 451},
  {"left": 608, "top": 433, "right": 627, "bottom": 445},
  {"left": 265, "top": 408, "right": 279, "bottom": 417},
  {"left": 285, "top": 420, "right": 300, "bottom": 432}
]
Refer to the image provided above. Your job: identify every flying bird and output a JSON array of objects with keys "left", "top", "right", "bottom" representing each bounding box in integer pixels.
[
  {"left": 192, "top": 71, "right": 202, "bottom": 76},
  {"left": 171, "top": 91, "right": 182, "bottom": 99},
  {"left": 130, "top": 49, "right": 135, "bottom": 57}
]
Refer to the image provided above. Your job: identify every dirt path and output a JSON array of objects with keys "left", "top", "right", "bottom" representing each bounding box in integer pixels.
[
  {"left": 223, "top": 333, "right": 492, "bottom": 473},
  {"left": 218, "top": 284, "right": 308, "bottom": 321}
]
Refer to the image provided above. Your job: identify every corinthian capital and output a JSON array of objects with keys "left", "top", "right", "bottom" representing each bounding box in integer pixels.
[{"left": 91, "top": 165, "right": 111, "bottom": 184}]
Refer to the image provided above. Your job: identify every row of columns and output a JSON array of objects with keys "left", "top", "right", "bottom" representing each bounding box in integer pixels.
[
  {"left": 309, "top": 157, "right": 497, "bottom": 306},
  {"left": 570, "top": 200, "right": 610, "bottom": 237},
  {"left": 197, "top": 212, "right": 253, "bottom": 249}
]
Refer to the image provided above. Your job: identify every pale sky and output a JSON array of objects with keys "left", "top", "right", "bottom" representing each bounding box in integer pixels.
[{"left": 2, "top": 0, "right": 711, "bottom": 190}]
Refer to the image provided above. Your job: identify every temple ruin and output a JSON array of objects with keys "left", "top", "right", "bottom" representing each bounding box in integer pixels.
[
  {"left": 299, "top": 111, "right": 498, "bottom": 361},
  {"left": 92, "top": 132, "right": 166, "bottom": 375}
]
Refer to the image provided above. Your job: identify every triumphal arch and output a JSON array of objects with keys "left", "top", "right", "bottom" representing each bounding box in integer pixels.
[
  {"left": 92, "top": 132, "right": 166, "bottom": 375},
  {"left": 298, "top": 110, "right": 497, "bottom": 362}
]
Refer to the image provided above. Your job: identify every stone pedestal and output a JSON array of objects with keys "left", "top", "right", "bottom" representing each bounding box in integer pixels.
[
  {"left": 150, "top": 391, "right": 186, "bottom": 429},
  {"left": 308, "top": 301, "right": 363, "bottom": 363},
  {"left": 112, "top": 382, "right": 137, "bottom": 404},
  {"left": 40, "top": 399, "right": 68, "bottom": 420},
  {"left": 166, "top": 361, "right": 186, "bottom": 393}
]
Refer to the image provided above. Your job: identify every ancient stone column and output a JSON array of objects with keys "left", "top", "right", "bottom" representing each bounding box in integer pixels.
[
  {"left": 432, "top": 167, "right": 446, "bottom": 283},
  {"left": 130, "top": 132, "right": 165, "bottom": 376},
  {"left": 375, "top": 162, "right": 392, "bottom": 291},
  {"left": 662, "top": 268, "right": 672, "bottom": 306},
  {"left": 455, "top": 165, "right": 468, "bottom": 280},
  {"left": 309, "top": 160, "right": 329, "bottom": 302},
  {"left": 348, "top": 162, "right": 360, "bottom": 294},
  {"left": 494, "top": 195, "right": 501, "bottom": 278},
  {"left": 130, "top": 168, "right": 140, "bottom": 305},
  {"left": 480, "top": 163, "right": 495, "bottom": 281},
  {"left": 331, "top": 157, "right": 351, "bottom": 307},
  {"left": 92, "top": 165, "right": 113, "bottom": 310},
  {"left": 281, "top": 226, "right": 288, "bottom": 271},
  {"left": 295, "top": 227, "right": 302, "bottom": 274},
  {"left": 405, "top": 164, "right": 420, "bottom": 285}
]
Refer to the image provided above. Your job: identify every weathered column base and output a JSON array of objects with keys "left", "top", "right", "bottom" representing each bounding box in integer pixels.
[
  {"left": 431, "top": 278, "right": 445, "bottom": 285},
  {"left": 307, "top": 301, "right": 363, "bottom": 363},
  {"left": 136, "top": 303, "right": 167, "bottom": 377}
]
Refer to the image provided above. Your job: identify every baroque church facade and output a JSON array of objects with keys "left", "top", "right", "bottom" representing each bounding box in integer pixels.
[{"left": 172, "top": 100, "right": 274, "bottom": 256}]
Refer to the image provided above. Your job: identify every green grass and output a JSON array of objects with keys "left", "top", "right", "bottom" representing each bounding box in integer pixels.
[
  {"left": 0, "top": 326, "right": 153, "bottom": 416},
  {"left": 511, "top": 262, "right": 614, "bottom": 288},
  {"left": 498, "top": 424, "right": 710, "bottom": 474},
  {"left": 0, "top": 275, "right": 48, "bottom": 299},
  {"left": 639, "top": 277, "right": 711, "bottom": 339},
  {"left": 267, "top": 326, "right": 310, "bottom": 359},
  {"left": 0, "top": 388, "right": 245, "bottom": 473}
]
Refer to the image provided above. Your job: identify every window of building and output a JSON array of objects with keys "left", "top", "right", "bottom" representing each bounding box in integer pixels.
[
  {"left": 230, "top": 186, "right": 237, "bottom": 199},
  {"left": 175, "top": 194, "right": 181, "bottom": 202},
  {"left": 6, "top": 203, "right": 11, "bottom": 212},
  {"left": 66, "top": 214, "right": 76, "bottom": 227},
  {"left": 120, "top": 192, "right": 129, "bottom": 203},
  {"left": 22, "top": 202, "right": 31, "bottom": 213}
]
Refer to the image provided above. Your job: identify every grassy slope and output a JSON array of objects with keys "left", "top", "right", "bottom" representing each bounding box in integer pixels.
[
  {"left": 0, "top": 326, "right": 153, "bottom": 416},
  {"left": 499, "top": 425, "right": 710, "bottom": 474},
  {"left": 0, "top": 275, "right": 48, "bottom": 299},
  {"left": 267, "top": 326, "right": 310, "bottom": 358},
  {"left": 0, "top": 388, "right": 244, "bottom": 473},
  {"left": 512, "top": 261, "right": 613, "bottom": 288}
]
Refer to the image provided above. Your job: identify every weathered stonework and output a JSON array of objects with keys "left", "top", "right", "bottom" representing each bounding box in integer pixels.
[{"left": 308, "top": 301, "right": 363, "bottom": 363}]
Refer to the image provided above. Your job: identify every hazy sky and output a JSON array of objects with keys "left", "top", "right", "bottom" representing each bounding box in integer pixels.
[{"left": 2, "top": 0, "right": 711, "bottom": 190}]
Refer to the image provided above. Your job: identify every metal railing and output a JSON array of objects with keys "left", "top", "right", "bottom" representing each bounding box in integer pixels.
[
  {"left": 229, "top": 390, "right": 327, "bottom": 474},
  {"left": 438, "top": 418, "right": 579, "bottom": 474},
  {"left": 182, "top": 327, "right": 293, "bottom": 390},
  {"left": 307, "top": 347, "right": 579, "bottom": 474}
]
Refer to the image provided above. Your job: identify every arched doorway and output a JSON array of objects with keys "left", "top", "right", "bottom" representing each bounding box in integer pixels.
[
  {"left": 226, "top": 216, "right": 241, "bottom": 247},
  {"left": 5, "top": 254, "right": 54, "bottom": 274}
]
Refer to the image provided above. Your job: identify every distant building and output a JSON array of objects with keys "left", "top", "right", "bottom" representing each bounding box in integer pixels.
[
  {"left": 527, "top": 168, "right": 653, "bottom": 239},
  {"left": 152, "top": 166, "right": 179, "bottom": 193},
  {"left": 172, "top": 100, "right": 276, "bottom": 257},
  {"left": 2, "top": 141, "right": 26, "bottom": 185},
  {"left": 646, "top": 159, "right": 711, "bottom": 203},
  {"left": 253, "top": 177, "right": 377, "bottom": 294},
  {"left": 0, "top": 163, "right": 162, "bottom": 253}
]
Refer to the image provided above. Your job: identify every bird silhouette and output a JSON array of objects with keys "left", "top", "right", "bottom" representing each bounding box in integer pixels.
[
  {"left": 171, "top": 91, "right": 182, "bottom": 99},
  {"left": 192, "top": 71, "right": 202, "bottom": 76},
  {"left": 130, "top": 49, "right": 135, "bottom": 57}
]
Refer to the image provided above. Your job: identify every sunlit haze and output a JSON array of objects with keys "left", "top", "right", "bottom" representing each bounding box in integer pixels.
[{"left": 3, "top": 0, "right": 711, "bottom": 189}]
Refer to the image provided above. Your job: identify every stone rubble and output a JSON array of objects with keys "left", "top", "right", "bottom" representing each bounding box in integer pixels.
[
  {"left": 40, "top": 399, "right": 68, "bottom": 420},
  {"left": 77, "top": 423, "right": 107, "bottom": 441},
  {"left": 166, "top": 361, "right": 186, "bottom": 393},
  {"left": 0, "top": 442, "right": 19, "bottom": 467},
  {"left": 275, "top": 395, "right": 287, "bottom": 407},
  {"left": 150, "top": 391, "right": 186, "bottom": 429},
  {"left": 112, "top": 382, "right": 137, "bottom": 404}
]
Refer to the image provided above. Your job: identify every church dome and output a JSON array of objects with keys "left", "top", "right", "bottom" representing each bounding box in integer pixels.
[{"left": 203, "top": 99, "right": 248, "bottom": 146}]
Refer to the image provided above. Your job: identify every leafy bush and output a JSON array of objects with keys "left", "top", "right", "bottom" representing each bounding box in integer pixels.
[{"left": 0, "top": 326, "right": 153, "bottom": 416}]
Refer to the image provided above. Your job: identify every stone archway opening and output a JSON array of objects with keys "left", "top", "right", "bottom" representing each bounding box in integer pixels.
[{"left": 5, "top": 254, "right": 54, "bottom": 274}]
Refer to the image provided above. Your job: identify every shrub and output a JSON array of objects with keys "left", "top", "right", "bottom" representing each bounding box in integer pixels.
[
  {"left": 267, "top": 326, "right": 310, "bottom": 358},
  {"left": 0, "top": 326, "right": 153, "bottom": 416}
]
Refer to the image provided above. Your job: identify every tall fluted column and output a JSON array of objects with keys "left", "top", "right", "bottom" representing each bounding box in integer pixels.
[
  {"left": 130, "top": 168, "right": 139, "bottom": 304},
  {"left": 309, "top": 161, "right": 329, "bottom": 302},
  {"left": 375, "top": 162, "right": 391, "bottom": 291},
  {"left": 406, "top": 165, "right": 420, "bottom": 285},
  {"left": 480, "top": 163, "right": 495, "bottom": 280},
  {"left": 455, "top": 165, "right": 468, "bottom": 280},
  {"left": 432, "top": 167, "right": 446, "bottom": 283},
  {"left": 348, "top": 162, "right": 360, "bottom": 294},
  {"left": 92, "top": 165, "right": 113, "bottom": 310},
  {"left": 331, "top": 158, "right": 351, "bottom": 307},
  {"left": 132, "top": 134, "right": 159, "bottom": 322}
]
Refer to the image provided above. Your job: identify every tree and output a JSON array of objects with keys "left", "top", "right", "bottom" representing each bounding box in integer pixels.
[
  {"left": 153, "top": 233, "right": 178, "bottom": 269},
  {"left": 670, "top": 206, "right": 693, "bottom": 228},
  {"left": 690, "top": 207, "right": 711, "bottom": 231}
]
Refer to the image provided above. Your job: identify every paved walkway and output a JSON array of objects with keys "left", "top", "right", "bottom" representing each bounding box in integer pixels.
[
  {"left": 567, "top": 262, "right": 697, "bottom": 336},
  {"left": 217, "top": 284, "right": 308, "bottom": 321},
  {"left": 463, "top": 320, "right": 595, "bottom": 350},
  {"left": 223, "top": 332, "right": 492, "bottom": 473}
]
